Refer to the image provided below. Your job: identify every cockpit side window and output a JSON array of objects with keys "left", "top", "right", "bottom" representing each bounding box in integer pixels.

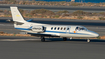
[{"left": 75, "top": 27, "right": 87, "bottom": 31}]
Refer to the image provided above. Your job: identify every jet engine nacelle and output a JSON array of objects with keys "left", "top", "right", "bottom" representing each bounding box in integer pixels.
[{"left": 31, "top": 26, "right": 44, "bottom": 33}]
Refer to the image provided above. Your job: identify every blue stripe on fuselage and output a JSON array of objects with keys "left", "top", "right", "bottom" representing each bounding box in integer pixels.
[{"left": 15, "top": 28, "right": 30, "bottom": 30}]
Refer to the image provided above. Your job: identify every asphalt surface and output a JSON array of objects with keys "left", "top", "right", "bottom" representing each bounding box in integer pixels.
[
  {"left": 0, "top": 4, "right": 105, "bottom": 12},
  {"left": 0, "top": 36, "right": 105, "bottom": 59},
  {"left": 0, "top": 17, "right": 105, "bottom": 36}
]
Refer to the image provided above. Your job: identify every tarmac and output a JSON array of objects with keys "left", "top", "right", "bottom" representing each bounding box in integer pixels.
[{"left": 0, "top": 36, "right": 105, "bottom": 59}]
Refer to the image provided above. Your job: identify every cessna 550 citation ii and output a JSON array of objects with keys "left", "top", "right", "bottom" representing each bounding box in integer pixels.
[{"left": 10, "top": 6, "right": 99, "bottom": 42}]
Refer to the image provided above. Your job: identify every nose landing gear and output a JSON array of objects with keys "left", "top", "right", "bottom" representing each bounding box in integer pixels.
[{"left": 87, "top": 39, "right": 90, "bottom": 43}]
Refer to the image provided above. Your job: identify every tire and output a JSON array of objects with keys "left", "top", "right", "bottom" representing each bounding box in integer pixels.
[
  {"left": 41, "top": 36, "right": 45, "bottom": 42},
  {"left": 63, "top": 37, "right": 67, "bottom": 41}
]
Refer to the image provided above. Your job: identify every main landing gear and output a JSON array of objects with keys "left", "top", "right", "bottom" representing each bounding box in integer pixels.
[
  {"left": 40, "top": 36, "right": 90, "bottom": 43},
  {"left": 41, "top": 36, "right": 45, "bottom": 42},
  {"left": 63, "top": 37, "right": 67, "bottom": 41}
]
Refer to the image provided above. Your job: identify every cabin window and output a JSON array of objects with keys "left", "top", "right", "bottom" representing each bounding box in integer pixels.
[
  {"left": 58, "top": 27, "right": 60, "bottom": 30},
  {"left": 64, "top": 27, "right": 66, "bottom": 30},
  {"left": 75, "top": 27, "right": 80, "bottom": 31},
  {"left": 67, "top": 28, "right": 69, "bottom": 30},
  {"left": 51, "top": 27, "right": 53, "bottom": 30},
  {"left": 61, "top": 27, "right": 63, "bottom": 30},
  {"left": 54, "top": 27, "right": 56, "bottom": 30}
]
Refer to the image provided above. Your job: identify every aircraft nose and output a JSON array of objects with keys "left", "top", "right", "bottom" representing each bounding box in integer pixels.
[
  {"left": 92, "top": 33, "right": 99, "bottom": 37},
  {"left": 88, "top": 30, "right": 99, "bottom": 37}
]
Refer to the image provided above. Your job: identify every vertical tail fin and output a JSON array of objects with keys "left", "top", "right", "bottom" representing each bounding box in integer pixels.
[{"left": 10, "top": 6, "right": 26, "bottom": 23}]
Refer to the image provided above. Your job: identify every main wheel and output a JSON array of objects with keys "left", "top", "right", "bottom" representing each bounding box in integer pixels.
[
  {"left": 63, "top": 37, "right": 67, "bottom": 41},
  {"left": 41, "top": 36, "right": 45, "bottom": 42}
]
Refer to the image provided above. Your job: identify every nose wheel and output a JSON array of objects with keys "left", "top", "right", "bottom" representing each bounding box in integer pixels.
[{"left": 87, "top": 39, "right": 90, "bottom": 43}]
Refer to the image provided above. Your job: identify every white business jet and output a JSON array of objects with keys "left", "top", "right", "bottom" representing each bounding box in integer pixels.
[{"left": 10, "top": 6, "right": 99, "bottom": 42}]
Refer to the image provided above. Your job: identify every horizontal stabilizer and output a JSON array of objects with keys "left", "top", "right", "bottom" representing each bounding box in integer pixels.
[
  {"left": 26, "top": 19, "right": 33, "bottom": 22},
  {"left": 7, "top": 19, "right": 24, "bottom": 24}
]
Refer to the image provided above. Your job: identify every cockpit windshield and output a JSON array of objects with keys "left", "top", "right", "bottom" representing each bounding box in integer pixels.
[{"left": 75, "top": 27, "right": 87, "bottom": 31}]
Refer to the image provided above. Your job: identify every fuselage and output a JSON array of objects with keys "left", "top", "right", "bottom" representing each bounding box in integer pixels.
[{"left": 15, "top": 22, "right": 99, "bottom": 38}]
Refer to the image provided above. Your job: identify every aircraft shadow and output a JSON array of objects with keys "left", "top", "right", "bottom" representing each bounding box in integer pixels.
[
  {"left": 45, "top": 38, "right": 105, "bottom": 42},
  {"left": 0, "top": 36, "right": 105, "bottom": 42}
]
